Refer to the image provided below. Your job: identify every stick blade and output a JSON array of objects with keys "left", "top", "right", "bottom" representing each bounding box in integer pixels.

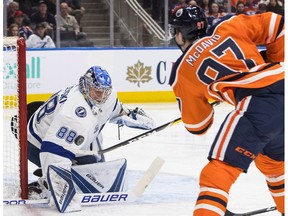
[{"left": 225, "top": 209, "right": 236, "bottom": 216}]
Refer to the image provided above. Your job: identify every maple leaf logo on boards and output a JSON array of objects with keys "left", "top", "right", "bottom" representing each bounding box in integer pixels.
[{"left": 126, "top": 60, "right": 152, "bottom": 87}]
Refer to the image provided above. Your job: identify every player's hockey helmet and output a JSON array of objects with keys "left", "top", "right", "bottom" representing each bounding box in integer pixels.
[
  {"left": 79, "top": 66, "right": 112, "bottom": 106},
  {"left": 169, "top": 6, "right": 207, "bottom": 41}
]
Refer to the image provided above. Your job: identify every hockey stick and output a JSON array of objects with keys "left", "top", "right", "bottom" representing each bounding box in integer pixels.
[
  {"left": 59, "top": 115, "right": 182, "bottom": 156},
  {"left": 98, "top": 101, "right": 221, "bottom": 154},
  {"left": 99, "top": 117, "right": 182, "bottom": 154},
  {"left": 61, "top": 117, "right": 181, "bottom": 156},
  {"left": 225, "top": 206, "right": 277, "bottom": 216},
  {"left": 3, "top": 157, "right": 165, "bottom": 206},
  {"left": 22, "top": 101, "right": 221, "bottom": 157}
]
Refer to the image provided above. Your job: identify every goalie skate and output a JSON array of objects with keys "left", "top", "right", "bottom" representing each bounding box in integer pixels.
[{"left": 28, "top": 180, "right": 49, "bottom": 200}]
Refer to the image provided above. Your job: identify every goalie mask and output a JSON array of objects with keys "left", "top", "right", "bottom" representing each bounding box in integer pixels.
[
  {"left": 169, "top": 6, "right": 207, "bottom": 41},
  {"left": 79, "top": 66, "right": 112, "bottom": 107}
]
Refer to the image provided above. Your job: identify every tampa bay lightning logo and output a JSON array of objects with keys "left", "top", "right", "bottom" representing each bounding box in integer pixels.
[{"left": 75, "top": 106, "right": 87, "bottom": 117}]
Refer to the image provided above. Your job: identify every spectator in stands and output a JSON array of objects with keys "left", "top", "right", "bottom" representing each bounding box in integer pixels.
[
  {"left": 14, "top": 10, "right": 33, "bottom": 40},
  {"left": 214, "top": 0, "right": 225, "bottom": 10},
  {"left": 231, "top": 0, "right": 247, "bottom": 9},
  {"left": 235, "top": 1, "right": 247, "bottom": 14},
  {"left": 188, "top": 0, "right": 198, "bottom": 6},
  {"left": 18, "top": 0, "right": 56, "bottom": 16},
  {"left": 243, "top": 0, "right": 258, "bottom": 15},
  {"left": 198, "top": 0, "right": 211, "bottom": 15},
  {"left": 266, "top": 0, "right": 284, "bottom": 15},
  {"left": 26, "top": 22, "right": 56, "bottom": 48},
  {"left": 7, "top": 23, "right": 19, "bottom": 37},
  {"left": 17, "top": 0, "right": 39, "bottom": 17},
  {"left": 221, "top": 0, "right": 236, "bottom": 13},
  {"left": 206, "top": 2, "right": 225, "bottom": 30},
  {"left": 6, "top": 0, "right": 13, "bottom": 5},
  {"left": 58, "top": 2, "right": 87, "bottom": 40},
  {"left": 30, "top": 0, "right": 56, "bottom": 38},
  {"left": 256, "top": 3, "right": 267, "bottom": 13},
  {"left": 7, "top": 1, "right": 19, "bottom": 26},
  {"left": 60, "top": 0, "right": 85, "bottom": 25},
  {"left": 171, "top": 0, "right": 187, "bottom": 13},
  {"left": 258, "top": 0, "right": 269, "bottom": 5},
  {"left": 7, "top": 1, "right": 30, "bottom": 26},
  {"left": 46, "top": 0, "right": 57, "bottom": 15}
]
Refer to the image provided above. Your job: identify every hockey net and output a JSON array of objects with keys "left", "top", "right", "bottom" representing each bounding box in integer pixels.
[{"left": 3, "top": 37, "right": 28, "bottom": 199}]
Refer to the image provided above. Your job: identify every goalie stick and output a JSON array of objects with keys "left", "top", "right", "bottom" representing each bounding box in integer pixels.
[
  {"left": 225, "top": 206, "right": 277, "bottom": 216},
  {"left": 3, "top": 157, "right": 165, "bottom": 206}
]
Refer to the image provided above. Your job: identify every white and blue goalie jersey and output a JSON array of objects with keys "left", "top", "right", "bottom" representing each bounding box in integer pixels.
[{"left": 27, "top": 85, "right": 123, "bottom": 178}]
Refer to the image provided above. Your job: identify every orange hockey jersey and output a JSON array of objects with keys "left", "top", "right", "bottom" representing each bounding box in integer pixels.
[{"left": 169, "top": 12, "right": 284, "bottom": 134}]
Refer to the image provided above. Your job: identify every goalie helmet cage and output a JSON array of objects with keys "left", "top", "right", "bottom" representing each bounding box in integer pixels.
[{"left": 3, "top": 37, "right": 28, "bottom": 199}]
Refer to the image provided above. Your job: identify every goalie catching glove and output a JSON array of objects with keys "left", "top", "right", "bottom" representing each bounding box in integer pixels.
[{"left": 110, "top": 105, "right": 155, "bottom": 130}]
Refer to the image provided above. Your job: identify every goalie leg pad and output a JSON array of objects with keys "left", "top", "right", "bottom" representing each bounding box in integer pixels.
[
  {"left": 72, "top": 158, "right": 127, "bottom": 193},
  {"left": 47, "top": 164, "right": 81, "bottom": 213}
]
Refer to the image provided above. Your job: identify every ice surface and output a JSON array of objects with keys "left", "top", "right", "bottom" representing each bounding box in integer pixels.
[{"left": 3, "top": 103, "right": 279, "bottom": 215}]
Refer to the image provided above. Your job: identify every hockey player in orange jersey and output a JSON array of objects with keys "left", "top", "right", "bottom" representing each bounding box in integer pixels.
[{"left": 168, "top": 6, "right": 284, "bottom": 216}]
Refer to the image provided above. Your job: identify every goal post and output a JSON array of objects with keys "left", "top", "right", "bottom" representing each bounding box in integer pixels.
[{"left": 3, "top": 37, "right": 28, "bottom": 199}]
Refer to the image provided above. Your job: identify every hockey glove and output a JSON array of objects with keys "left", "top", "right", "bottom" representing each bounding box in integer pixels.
[{"left": 110, "top": 106, "right": 155, "bottom": 130}]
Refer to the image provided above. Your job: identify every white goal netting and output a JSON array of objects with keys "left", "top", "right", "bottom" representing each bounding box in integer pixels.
[{"left": 3, "top": 36, "right": 25, "bottom": 199}]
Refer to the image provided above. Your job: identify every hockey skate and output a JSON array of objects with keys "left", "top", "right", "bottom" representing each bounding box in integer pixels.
[{"left": 28, "top": 178, "right": 49, "bottom": 200}]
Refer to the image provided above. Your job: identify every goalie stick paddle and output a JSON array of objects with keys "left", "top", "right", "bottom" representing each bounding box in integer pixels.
[
  {"left": 225, "top": 206, "right": 277, "bottom": 216},
  {"left": 98, "top": 101, "right": 220, "bottom": 154},
  {"left": 3, "top": 157, "right": 165, "bottom": 206}
]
